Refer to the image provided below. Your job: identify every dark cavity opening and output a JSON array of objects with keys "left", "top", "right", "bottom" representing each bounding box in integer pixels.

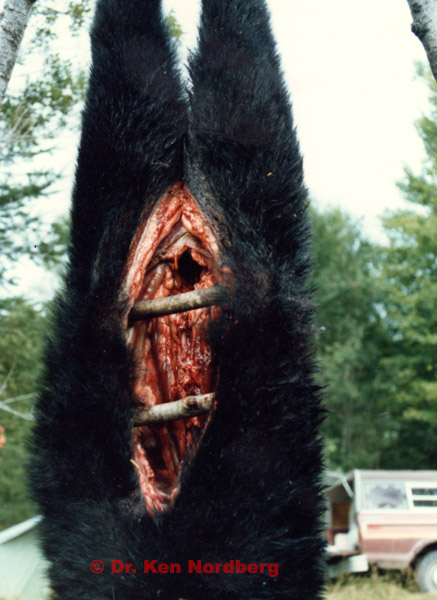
[{"left": 178, "top": 251, "right": 202, "bottom": 287}]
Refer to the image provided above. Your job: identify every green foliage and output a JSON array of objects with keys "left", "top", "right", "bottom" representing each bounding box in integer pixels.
[
  {"left": 38, "top": 216, "right": 71, "bottom": 274},
  {"left": 1, "top": 55, "right": 84, "bottom": 161},
  {"left": 378, "top": 72, "right": 437, "bottom": 468},
  {"left": 0, "top": 1, "right": 85, "bottom": 529},
  {"left": 36, "top": 1, "right": 92, "bottom": 39},
  {"left": 0, "top": 1, "right": 87, "bottom": 287},
  {"left": 311, "top": 208, "right": 392, "bottom": 470},
  {"left": 0, "top": 299, "right": 47, "bottom": 529},
  {"left": 165, "top": 9, "right": 184, "bottom": 49},
  {"left": 314, "top": 66, "right": 437, "bottom": 472}
]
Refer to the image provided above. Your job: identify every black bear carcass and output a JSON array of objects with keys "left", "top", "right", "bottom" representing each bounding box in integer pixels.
[{"left": 30, "top": 0, "right": 325, "bottom": 598}]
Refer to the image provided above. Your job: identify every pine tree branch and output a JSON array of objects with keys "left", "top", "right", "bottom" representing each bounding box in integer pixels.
[
  {"left": 406, "top": 0, "right": 437, "bottom": 82},
  {"left": 0, "top": 0, "right": 36, "bottom": 105}
]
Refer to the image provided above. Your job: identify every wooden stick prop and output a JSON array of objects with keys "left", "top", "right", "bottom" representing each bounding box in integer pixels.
[
  {"left": 129, "top": 286, "right": 227, "bottom": 322},
  {"left": 133, "top": 393, "right": 215, "bottom": 425}
]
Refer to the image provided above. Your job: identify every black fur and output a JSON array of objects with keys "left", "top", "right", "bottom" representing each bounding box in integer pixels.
[{"left": 30, "top": 1, "right": 325, "bottom": 598}]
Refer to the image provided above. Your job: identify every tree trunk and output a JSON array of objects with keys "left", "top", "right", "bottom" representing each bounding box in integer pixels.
[
  {"left": 406, "top": 0, "right": 437, "bottom": 82},
  {"left": 0, "top": 0, "right": 35, "bottom": 105}
]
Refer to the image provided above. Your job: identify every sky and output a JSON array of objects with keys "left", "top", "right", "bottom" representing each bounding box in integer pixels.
[
  {"left": 163, "top": 0, "right": 430, "bottom": 237},
  {"left": 6, "top": 0, "right": 432, "bottom": 298}
]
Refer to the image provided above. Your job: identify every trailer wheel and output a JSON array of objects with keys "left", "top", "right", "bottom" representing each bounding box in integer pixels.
[{"left": 416, "top": 550, "right": 437, "bottom": 594}]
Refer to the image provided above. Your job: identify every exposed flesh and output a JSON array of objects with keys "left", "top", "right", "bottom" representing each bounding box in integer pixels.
[{"left": 124, "top": 183, "right": 226, "bottom": 515}]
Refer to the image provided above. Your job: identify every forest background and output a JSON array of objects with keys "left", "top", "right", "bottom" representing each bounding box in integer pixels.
[{"left": 0, "top": 0, "right": 436, "bottom": 529}]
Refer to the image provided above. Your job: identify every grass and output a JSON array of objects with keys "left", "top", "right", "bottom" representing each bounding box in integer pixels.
[
  {"left": 325, "top": 570, "right": 432, "bottom": 599},
  {"left": 1, "top": 573, "right": 432, "bottom": 600}
]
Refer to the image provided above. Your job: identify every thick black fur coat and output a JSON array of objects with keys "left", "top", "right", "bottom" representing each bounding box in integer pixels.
[{"left": 30, "top": 1, "right": 325, "bottom": 598}]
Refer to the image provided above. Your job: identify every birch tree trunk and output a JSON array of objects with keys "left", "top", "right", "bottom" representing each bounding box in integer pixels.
[
  {"left": 0, "top": 0, "right": 35, "bottom": 105},
  {"left": 406, "top": 0, "right": 437, "bottom": 82}
]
